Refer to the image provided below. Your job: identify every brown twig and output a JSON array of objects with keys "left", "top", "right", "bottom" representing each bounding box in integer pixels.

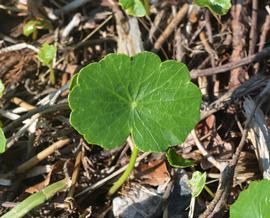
[
  {"left": 198, "top": 29, "right": 216, "bottom": 97},
  {"left": 200, "top": 106, "right": 255, "bottom": 217},
  {"left": 73, "top": 14, "right": 113, "bottom": 50},
  {"left": 192, "top": 130, "right": 224, "bottom": 171},
  {"left": 152, "top": 3, "right": 189, "bottom": 51},
  {"left": 11, "top": 97, "right": 35, "bottom": 111},
  {"left": 67, "top": 149, "right": 82, "bottom": 198},
  {"left": 200, "top": 74, "right": 268, "bottom": 120},
  {"left": 16, "top": 138, "right": 71, "bottom": 174},
  {"left": 64, "top": 146, "right": 83, "bottom": 210},
  {"left": 190, "top": 46, "right": 270, "bottom": 79},
  {"left": 200, "top": 81, "right": 270, "bottom": 217},
  {"left": 199, "top": 30, "right": 216, "bottom": 57},
  {"left": 174, "top": 27, "right": 184, "bottom": 61},
  {"left": 258, "top": 14, "right": 270, "bottom": 52},
  {"left": 229, "top": 1, "right": 246, "bottom": 87},
  {"left": 254, "top": 14, "right": 270, "bottom": 71},
  {"left": 248, "top": 0, "right": 258, "bottom": 56}
]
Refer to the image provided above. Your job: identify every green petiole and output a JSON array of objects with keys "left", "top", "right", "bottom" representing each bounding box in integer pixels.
[
  {"left": 49, "top": 64, "right": 55, "bottom": 85},
  {"left": 108, "top": 146, "right": 139, "bottom": 196},
  {"left": 1, "top": 179, "right": 67, "bottom": 218}
]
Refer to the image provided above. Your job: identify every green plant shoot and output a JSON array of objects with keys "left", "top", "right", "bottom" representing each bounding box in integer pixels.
[
  {"left": 189, "top": 171, "right": 207, "bottom": 198},
  {"left": 23, "top": 19, "right": 48, "bottom": 40},
  {"left": 68, "top": 51, "right": 202, "bottom": 194},
  {"left": 188, "top": 171, "right": 207, "bottom": 218},
  {"left": 37, "top": 43, "right": 57, "bottom": 85}
]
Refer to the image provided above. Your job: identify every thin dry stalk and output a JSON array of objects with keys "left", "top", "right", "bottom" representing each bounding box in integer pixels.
[
  {"left": 67, "top": 149, "right": 82, "bottom": 199},
  {"left": 200, "top": 81, "right": 270, "bottom": 217},
  {"left": 254, "top": 14, "right": 270, "bottom": 71},
  {"left": 16, "top": 138, "right": 71, "bottom": 174},
  {"left": 0, "top": 43, "right": 39, "bottom": 54},
  {"left": 248, "top": 0, "right": 258, "bottom": 55},
  {"left": 190, "top": 46, "right": 270, "bottom": 78},
  {"left": 153, "top": 3, "right": 189, "bottom": 51},
  {"left": 229, "top": 1, "right": 246, "bottom": 87},
  {"left": 192, "top": 130, "right": 223, "bottom": 171},
  {"left": 11, "top": 97, "right": 36, "bottom": 111}
]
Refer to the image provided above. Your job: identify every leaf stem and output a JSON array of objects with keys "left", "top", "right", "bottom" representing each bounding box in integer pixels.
[
  {"left": 204, "top": 185, "right": 215, "bottom": 198},
  {"left": 32, "top": 30, "right": 38, "bottom": 41},
  {"left": 1, "top": 179, "right": 67, "bottom": 218},
  {"left": 108, "top": 145, "right": 139, "bottom": 196},
  {"left": 49, "top": 64, "right": 55, "bottom": 85}
]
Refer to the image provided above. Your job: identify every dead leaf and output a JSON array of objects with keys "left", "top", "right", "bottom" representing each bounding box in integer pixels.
[{"left": 136, "top": 159, "right": 170, "bottom": 186}]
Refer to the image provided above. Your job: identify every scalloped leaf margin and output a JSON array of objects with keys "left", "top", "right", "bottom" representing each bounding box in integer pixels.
[{"left": 68, "top": 52, "right": 202, "bottom": 152}]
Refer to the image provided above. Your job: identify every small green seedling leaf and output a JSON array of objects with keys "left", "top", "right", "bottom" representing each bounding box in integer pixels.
[
  {"left": 189, "top": 171, "right": 206, "bottom": 197},
  {"left": 69, "top": 52, "right": 201, "bottom": 152},
  {"left": 0, "top": 128, "right": 6, "bottom": 153},
  {"left": 194, "top": 0, "right": 231, "bottom": 15},
  {"left": 119, "top": 0, "right": 149, "bottom": 17},
  {"left": 230, "top": 179, "right": 270, "bottom": 218},
  {"left": 0, "top": 79, "right": 5, "bottom": 98},
  {"left": 37, "top": 43, "right": 56, "bottom": 66},
  {"left": 23, "top": 20, "right": 36, "bottom": 37},
  {"left": 166, "top": 148, "right": 194, "bottom": 168},
  {"left": 23, "top": 20, "right": 46, "bottom": 37}
]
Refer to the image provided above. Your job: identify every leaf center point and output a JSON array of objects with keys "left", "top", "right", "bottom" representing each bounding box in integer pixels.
[{"left": 131, "top": 101, "right": 138, "bottom": 109}]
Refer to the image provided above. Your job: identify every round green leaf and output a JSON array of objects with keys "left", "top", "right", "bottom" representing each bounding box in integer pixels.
[
  {"left": 37, "top": 43, "right": 57, "bottom": 66},
  {"left": 194, "top": 0, "right": 231, "bottom": 15},
  {"left": 68, "top": 52, "right": 201, "bottom": 152},
  {"left": 166, "top": 148, "right": 194, "bottom": 168},
  {"left": 230, "top": 180, "right": 270, "bottom": 218},
  {"left": 189, "top": 171, "right": 206, "bottom": 197},
  {"left": 0, "top": 128, "right": 6, "bottom": 153}
]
